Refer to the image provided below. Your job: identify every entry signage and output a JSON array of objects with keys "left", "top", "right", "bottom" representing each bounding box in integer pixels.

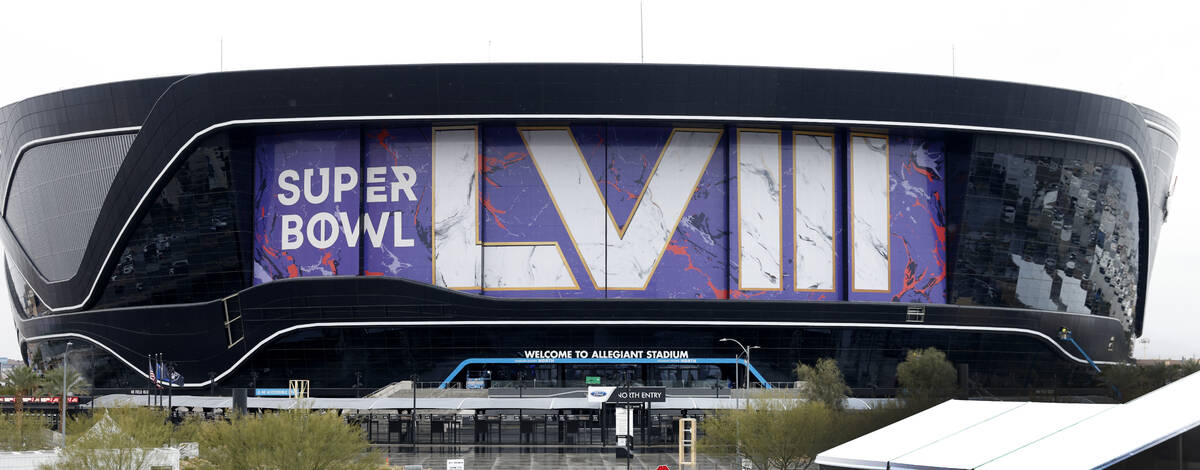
[
  {"left": 255, "top": 388, "right": 291, "bottom": 397},
  {"left": 615, "top": 407, "right": 632, "bottom": 437},
  {"left": 585, "top": 376, "right": 601, "bottom": 385},
  {"left": 610, "top": 387, "right": 667, "bottom": 403}
]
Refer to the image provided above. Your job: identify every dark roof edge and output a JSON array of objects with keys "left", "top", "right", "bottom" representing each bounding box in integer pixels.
[{"left": 0, "top": 63, "right": 1180, "bottom": 132}]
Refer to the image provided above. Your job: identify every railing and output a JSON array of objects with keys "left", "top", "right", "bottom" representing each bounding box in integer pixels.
[{"left": 348, "top": 410, "right": 716, "bottom": 453}]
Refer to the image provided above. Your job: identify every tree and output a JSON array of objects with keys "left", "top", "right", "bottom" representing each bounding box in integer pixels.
[
  {"left": 896, "top": 347, "right": 957, "bottom": 408},
  {"left": 1102, "top": 359, "right": 1200, "bottom": 402},
  {"left": 0, "top": 413, "right": 52, "bottom": 451},
  {"left": 795, "top": 358, "right": 851, "bottom": 410},
  {"left": 1, "top": 366, "right": 48, "bottom": 433},
  {"left": 1180, "top": 359, "right": 1200, "bottom": 378},
  {"left": 43, "top": 366, "right": 90, "bottom": 437},
  {"left": 194, "top": 409, "right": 383, "bottom": 469},
  {"left": 51, "top": 406, "right": 175, "bottom": 470},
  {"left": 701, "top": 391, "right": 835, "bottom": 470}
]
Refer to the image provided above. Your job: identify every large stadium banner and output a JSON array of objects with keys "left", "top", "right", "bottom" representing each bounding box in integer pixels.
[
  {"left": 253, "top": 129, "right": 360, "bottom": 284},
  {"left": 251, "top": 125, "right": 947, "bottom": 302},
  {"left": 846, "top": 135, "right": 947, "bottom": 303},
  {"left": 361, "top": 127, "right": 433, "bottom": 285}
]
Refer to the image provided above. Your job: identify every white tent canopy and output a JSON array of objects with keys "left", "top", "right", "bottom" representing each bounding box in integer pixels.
[{"left": 816, "top": 371, "right": 1200, "bottom": 470}]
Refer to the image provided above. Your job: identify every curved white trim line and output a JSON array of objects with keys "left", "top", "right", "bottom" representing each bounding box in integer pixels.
[
  {"left": 10, "top": 113, "right": 1148, "bottom": 312},
  {"left": 1145, "top": 119, "right": 1180, "bottom": 143},
  {"left": 25, "top": 320, "right": 1118, "bottom": 388}
]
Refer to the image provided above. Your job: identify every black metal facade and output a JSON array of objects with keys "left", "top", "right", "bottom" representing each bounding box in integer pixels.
[{"left": 0, "top": 64, "right": 1179, "bottom": 394}]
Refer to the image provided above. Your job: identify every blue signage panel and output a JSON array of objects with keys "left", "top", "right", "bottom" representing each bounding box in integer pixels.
[
  {"left": 439, "top": 357, "right": 771, "bottom": 389},
  {"left": 255, "top": 388, "right": 291, "bottom": 397}
]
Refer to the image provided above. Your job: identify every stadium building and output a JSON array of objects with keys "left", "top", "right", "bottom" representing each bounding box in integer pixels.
[{"left": 0, "top": 64, "right": 1179, "bottom": 396}]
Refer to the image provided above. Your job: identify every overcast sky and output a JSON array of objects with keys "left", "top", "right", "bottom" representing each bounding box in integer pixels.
[{"left": 0, "top": 0, "right": 1196, "bottom": 360}]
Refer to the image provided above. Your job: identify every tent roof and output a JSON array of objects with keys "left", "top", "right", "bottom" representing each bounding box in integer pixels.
[{"left": 815, "top": 371, "right": 1200, "bottom": 470}]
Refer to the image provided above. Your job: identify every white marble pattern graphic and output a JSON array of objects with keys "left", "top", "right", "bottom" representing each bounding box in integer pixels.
[
  {"left": 850, "top": 134, "right": 889, "bottom": 292},
  {"left": 793, "top": 134, "right": 835, "bottom": 291},
  {"left": 482, "top": 244, "right": 576, "bottom": 289},
  {"left": 433, "top": 128, "right": 575, "bottom": 289},
  {"left": 737, "top": 130, "right": 782, "bottom": 290},
  {"left": 522, "top": 128, "right": 721, "bottom": 289},
  {"left": 432, "top": 128, "right": 483, "bottom": 288}
]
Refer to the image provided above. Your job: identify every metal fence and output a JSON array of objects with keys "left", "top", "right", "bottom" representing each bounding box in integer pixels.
[{"left": 351, "top": 409, "right": 710, "bottom": 454}]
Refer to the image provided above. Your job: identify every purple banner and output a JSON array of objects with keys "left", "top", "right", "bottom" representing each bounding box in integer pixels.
[
  {"left": 480, "top": 125, "right": 597, "bottom": 298},
  {"left": 250, "top": 125, "right": 945, "bottom": 304},
  {"left": 607, "top": 126, "right": 729, "bottom": 299},
  {"left": 362, "top": 127, "right": 433, "bottom": 283},
  {"left": 849, "top": 136, "right": 947, "bottom": 302},
  {"left": 253, "top": 129, "right": 360, "bottom": 284}
]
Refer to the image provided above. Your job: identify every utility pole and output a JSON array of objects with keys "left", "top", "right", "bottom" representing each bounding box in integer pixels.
[
  {"left": 733, "top": 351, "right": 743, "bottom": 407},
  {"left": 411, "top": 374, "right": 418, "bottom": 446},
  {"left": 167, "top": 362, "right": 173, "bottom": 416},
  {"left": 720, "top": 338, "right": 760, "bottom": 470},
  {"left": 157, "top": 353, "right": 163, "bottom": 408},
  {"left": 61, "top": 342, "right": 72, "bottom": 437},
  {"left": 720, "top": 338, "right": 760, "bottom": 405}
]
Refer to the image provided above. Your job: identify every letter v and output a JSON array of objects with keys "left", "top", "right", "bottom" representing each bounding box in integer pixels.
[{"left": 521, "top": 128, "right": 722, "bottom": 289}]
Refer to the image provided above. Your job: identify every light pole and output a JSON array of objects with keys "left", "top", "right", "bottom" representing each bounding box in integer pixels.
[
  {"left": 719, "top": 338, "right": 760, "bottom": 407},
  {"left": 747, "top": 346, "right": 760, "bottom": 394},
  {"left": 733, "top": 350, "right": 744, "bottom": 407},
  {"left": 720, "top": 338, "right": 759, "bottom": 470},
  {"left": 61, "top": 341, "right": 73, "bottom": 438}
]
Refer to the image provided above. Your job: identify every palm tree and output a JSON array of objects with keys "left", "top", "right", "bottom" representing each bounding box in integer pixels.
[
  {"left": 1, "top": 366, "right": 47, "bottom": 432},
  {"left": 43, "top": 365, "right": 90, "bottom": 436}
]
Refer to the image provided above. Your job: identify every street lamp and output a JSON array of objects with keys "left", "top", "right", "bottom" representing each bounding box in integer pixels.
[
  {"left": 719, "top": 339, "right": 760, "bottom": 407},
  {"left": 720, "top": 338, "right": 759, "bottom": 470},
  {"left": 61, "top": 341, "right": 73, "bottom": 438}
]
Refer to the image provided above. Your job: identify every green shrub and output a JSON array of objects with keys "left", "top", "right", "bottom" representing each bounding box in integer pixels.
[
  {"left": 701, "top": 391, "right": 835, "bottom": 470},
  {"left": 194, "top": 409, "right": 383, "bottom": 470},
  {"left": 896, "top": 347, "right": 957, "bottom": 409},
  {"left": 1102, "top": 359, "right": 1200, "bottom": 402},
  {"left": 828, "top": 401, "right": 917, "bottom": 447},
  {"left": 0, "top": 413, "right": 52, "bottom": 451},
  {"left": 795, "top": 358, "right": 852, "bottom": 410},
  {"left": 49, "top": 407, "right": 175, "bottom": 470}
]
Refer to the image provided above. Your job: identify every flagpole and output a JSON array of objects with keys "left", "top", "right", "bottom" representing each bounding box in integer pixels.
[
  {"left": 159, "top": 354, "right": 165, "bottom": 408},
  {"left": 147, "top": 355, "right": 152, "bottom": 406}
]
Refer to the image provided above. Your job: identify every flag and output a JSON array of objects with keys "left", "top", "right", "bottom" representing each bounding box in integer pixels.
[{"left": 154, "top": 361, "right": 166, "bottom": 389}]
